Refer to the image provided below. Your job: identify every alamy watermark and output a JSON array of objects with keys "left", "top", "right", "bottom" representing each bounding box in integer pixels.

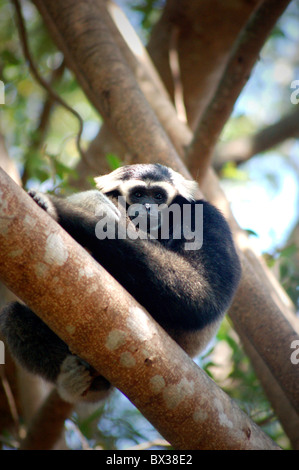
[
  {"left": 290, "top": 80, "right": 299, "bottom": 104},
  {"left": 94, "top": 196, "right": 203, "bottom": 251},
  {"left": 290, "top": 339, "right": 299, "bottom": 365},
  {"left": 0, "top": 340, "right": 4, "bottom": 365},
  {"left": 0, "top": 80, "right": 4, "bottom": 105}
]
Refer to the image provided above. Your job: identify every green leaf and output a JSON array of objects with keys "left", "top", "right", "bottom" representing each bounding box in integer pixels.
[
  {"left": 278, "top": 244, "right": 298, "bottom": 259},
  {"left": 105, "top": 153, "right": 122, "bottom": 171}
]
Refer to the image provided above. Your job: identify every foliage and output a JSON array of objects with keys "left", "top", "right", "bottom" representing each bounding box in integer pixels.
[
  {"left": 0, "top": 0, "right": 98, "bottom": 189},
  {"left": 265, "top": 244, "right": 299, "bottom": 310},
  {"left": 130, "top": 0, "right": 164, "bottom": 36}
]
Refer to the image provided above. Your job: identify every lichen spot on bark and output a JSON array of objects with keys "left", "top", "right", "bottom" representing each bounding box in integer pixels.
[
  {"left": 127, "top": 305, "right": 155, "bottom": 341},
  {"left": 34, "top": 262, "right": 49, "bottom": 278},
  {"left": 0, "top": 215, "right": 11, "bottom": 235},
  {"left": 78, "top": 265, "right": 97, "bottom": 292},
  {"left": 78, "top": 265, "right": 96, "bottom": 279},
  {"left": 106, "top": 329, "right": 127, "bottom": 351},
  {"left": 163, "top": 378, "right": 195, "bottom": 410},
  {"left": 66, "top": 324, "right": 76, "bottom": 335},
  {"left": 9, "top": 248, "right": 24, "bottom": 258},
  {"left": 213, "top": 397, "right": 234, "bottom": 429},
  {"left": 0, "top": 188, "right": 8, "bottom": 210},
  {"left": 150, "top": 375, "right": 166, "bottom": 394},
  {"left": 24, "top": 214, "right": 37, "bottom": 229},
  {"left": 193, "top": 407, "right": 208, "bottom": 422},
  {"left": 44, "top": 233, "right": 69, "bottom": 266},
  {"left": 120, "top": 351, "right": 136, "bottom": 368}
]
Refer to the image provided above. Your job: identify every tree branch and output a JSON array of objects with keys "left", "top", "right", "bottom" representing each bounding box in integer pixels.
[
  {"left": 106, "top": 0, "right": 191, "bottom": 158},
  {"left": 213, "top": 106, "right": 299, "bottom": 169},
  {"left": 187, "top": 0, "right": 292, "bottom": 184},
  {"left": 239, "top": 334, "right": 299, "bottom": 450},
  {"left": 32, "top": 0, "right": 189, "bottom": 176},
  {"left": 0, "top": 168, "right": 279, "bottom": 450},
  {"left": 147, "top": 0, "right": 263, "bottom": 128},
  {"left": 22, "top": 60, "right": 66, "bottom": 186}
]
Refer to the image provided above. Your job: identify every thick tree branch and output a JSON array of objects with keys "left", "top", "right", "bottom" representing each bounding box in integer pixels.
[
  {"left": 147, "top": 0, "right": 263, "bottom": 128},
  {"left": 72, "top": 0, "right": 195, "bottom": 189},
  {"left": 187, "top": 0, "right": 292, "bottom": 184},
  {"left": 239, "top": 334, "right": 299, "bottom": 450},
  {"left": 0, "top": 168, "right": 279, "bottom": 450},
  {"left": 105, "top": 1, "right": 193, "bottom": 161}
]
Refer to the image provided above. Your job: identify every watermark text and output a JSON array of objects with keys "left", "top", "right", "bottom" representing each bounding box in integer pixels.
[
  {"left": 0, "top": 80, "right": 4, "bottom": 105},
  {"left": 0, "top": 340, "right": 4, "bottom": 364},
  {"left": 290, "top": 339, "right": 299, "bottom": 365},
  {"left": 290, "top": 80, "right": 299, "bottom": 104},
  {"left": 94, "top": 197, "right": 203, "bottom": 251}
]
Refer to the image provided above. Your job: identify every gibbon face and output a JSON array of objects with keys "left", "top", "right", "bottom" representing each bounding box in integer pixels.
[
  {"left": 94, "top": 163, "right": 198, "bottom": 203},
  {"left": 94, "top": 164, "right": 199, "bottom": 230}
]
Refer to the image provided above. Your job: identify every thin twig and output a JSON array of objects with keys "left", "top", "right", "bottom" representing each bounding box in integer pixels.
[
  {"left": 127, "top": 438, "right": 171, "bottom": 450},
  {"left": 0, "top": 365, "right": 20, "bottom": 435},
  {"left": 22, "top": 60, "right": 66, "bottom": 185},
  {"left": 65, "top": 420, "right": 92, "bottom": 450},
  {"left": 11, "top": 0, "right": 92, "bottom": 170},
  {"left": 213, "top": 106, "right": 299, "bottom": 169}
]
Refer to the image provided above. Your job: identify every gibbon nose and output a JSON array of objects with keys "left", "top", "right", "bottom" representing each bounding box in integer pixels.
[{"left": 145, "top": 203, "right": 151, "bottom": 212}]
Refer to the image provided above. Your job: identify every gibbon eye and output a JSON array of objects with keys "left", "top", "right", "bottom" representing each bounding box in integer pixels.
[
  {"left": 134, "top": 191, "right": 143, "bottom": 198},
  {"left": 154, "top": 192, "right": 163, "bottom": 200}
]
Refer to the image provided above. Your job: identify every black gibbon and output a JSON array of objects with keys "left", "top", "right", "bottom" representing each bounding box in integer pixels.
[{"left": 0, "top": 164, "right": 241, "bottom": 403}]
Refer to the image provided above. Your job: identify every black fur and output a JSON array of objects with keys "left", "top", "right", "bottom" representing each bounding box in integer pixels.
[{"left": 0, "top": 164, "right": 241, "bottom": 403}]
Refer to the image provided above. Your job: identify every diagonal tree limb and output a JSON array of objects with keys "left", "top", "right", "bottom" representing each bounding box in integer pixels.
[
  {"left": 105, "top": 0, "right": 192, "bottom": 160},
  {"left": 0, "top": 168, "right": 280, "bottom": 450},
  {"left": 239, "top": 333, "right": 299, "bottom": 450}
]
